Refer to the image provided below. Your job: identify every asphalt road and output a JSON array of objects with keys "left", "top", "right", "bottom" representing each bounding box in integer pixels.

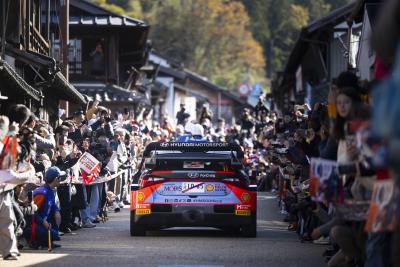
[{"left": 2, "top": 192, "right": 326, "bottom": 267}]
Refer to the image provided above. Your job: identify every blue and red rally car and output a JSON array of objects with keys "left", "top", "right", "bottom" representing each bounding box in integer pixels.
[{"left": 130, "top": 142, "right": 257, "bottom": 237}]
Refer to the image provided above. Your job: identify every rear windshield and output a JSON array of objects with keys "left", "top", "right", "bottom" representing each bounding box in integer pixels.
[{"left": 147, "top": 152, "right": 241, "bottom": 171}]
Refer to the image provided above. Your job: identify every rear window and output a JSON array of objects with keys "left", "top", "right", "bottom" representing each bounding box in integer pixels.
[{"left": 147, "top": 152, "right": 241, "bottom": 172}]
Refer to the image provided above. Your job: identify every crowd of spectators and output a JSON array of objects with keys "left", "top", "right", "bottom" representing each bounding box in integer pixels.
[
  {"left": 0, "top": 101, "right": 159, "bottom": 259},
  {"left": 0, "top": 68, "right": 399, "bottom": 265},
  {"left": 0, "top": 1, "right": 399, "bottom": 265}
]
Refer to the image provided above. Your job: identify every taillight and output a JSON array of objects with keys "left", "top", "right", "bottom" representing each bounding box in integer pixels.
[
  {"left": 139, "top": 176, "right": 165, "bottom": 188},
  {"left": 223, "top": 178, "right": 248, "bottom": 189}
]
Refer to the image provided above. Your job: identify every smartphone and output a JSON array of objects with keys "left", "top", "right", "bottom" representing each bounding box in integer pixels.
[{"left": 345, "top": 135, "right": 356, "bottom": 147}]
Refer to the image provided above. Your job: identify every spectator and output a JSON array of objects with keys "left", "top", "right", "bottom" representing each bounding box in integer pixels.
[
  {"left": 31, "top": 167, "right": 66, "bottom": 249},
  {"left": 176, "top": 104, "right": 186, "bottom": 125}
]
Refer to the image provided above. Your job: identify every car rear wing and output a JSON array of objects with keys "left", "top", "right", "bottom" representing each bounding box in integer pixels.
[{"left": 142, "top": 142, "right": 244, "bottom": 159}]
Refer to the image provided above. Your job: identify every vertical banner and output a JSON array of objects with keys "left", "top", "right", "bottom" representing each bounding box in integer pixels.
[
  {"left": 309, "top": 158, "right": 342, "bottom": 203},
  {"left": 365, "top": 180, "right": 398, "bottom": 232}
]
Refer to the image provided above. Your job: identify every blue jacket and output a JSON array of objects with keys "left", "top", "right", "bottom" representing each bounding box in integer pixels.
[{"left": 33, "top": 184, "right": 59, "bottom": 224}]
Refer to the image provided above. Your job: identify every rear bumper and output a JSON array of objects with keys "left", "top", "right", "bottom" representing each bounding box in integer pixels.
[{"left": 131, "top": 207, "right": 255, "bottom": 227}]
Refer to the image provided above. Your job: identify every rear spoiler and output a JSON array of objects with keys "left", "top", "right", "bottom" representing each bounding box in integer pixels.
[{"left": 142, "top": 142, "right": 244, "bottom": 159}]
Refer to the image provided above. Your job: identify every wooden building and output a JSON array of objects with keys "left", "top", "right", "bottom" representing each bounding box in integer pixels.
[
  {"left": 271, "top": 2, "right": 357, "bottom": 112},
  {"left": 271, "top": 1, "right": 383, "bottom": 112},
  {"left": 0, "top": 0, "right": 86, "bottom": 124},
  {"left": 65, "top": 0, "right": 151, "bottom": 115}
]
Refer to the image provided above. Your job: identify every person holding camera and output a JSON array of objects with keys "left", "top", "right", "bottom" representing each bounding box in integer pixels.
[{"left": 54, "top": 139, "right": 81, "bottom": 234}]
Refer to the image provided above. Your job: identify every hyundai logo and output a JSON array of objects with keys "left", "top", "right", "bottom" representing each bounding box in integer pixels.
[
  {"left": 160, "top": 142, "right": 169, "bottom": 147},
  {"left": 188, "top": 172, "right": 199, "bottom": 178}
]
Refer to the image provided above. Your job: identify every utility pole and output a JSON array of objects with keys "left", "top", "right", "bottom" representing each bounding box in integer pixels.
[
  {"left": 1, "top": 0, "right": 6, "bottom": 59},
  {"left": 59, "top": 0, "right": 69, "bottom": 117},
  {"left": 46, "top": 0, "right": 50, "bottom": 42}
]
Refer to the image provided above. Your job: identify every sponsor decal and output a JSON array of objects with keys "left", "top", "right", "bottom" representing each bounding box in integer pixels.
[
  {"left": 235, "top": 210, "right": 251, "bottom": 216},
  {"left": 200, "top": 173, "right": 216, "bottom": 178},
  {"left": 162, "top": 184, "right": 182, "bottom": 191},
  {"left": 206, "top": 184, "right": 215, "bottom": 192},
  {"left": 188, "top": 172, "right": 200, "bottom": 178},
  {"left": 187, "top": 172, "right": 216, "bottom": 178},
  {"left": 236, "top": 204, "right": 251, "bottom": 210},
  {"left": 136, "top": 209, "right": 151, "bottom": 215},
  {"left": 241, "top": 193, "right": 250, "bottom": 202},
  {"left": 182, "top": 182, "right": 205, "bottom": 193},
  {"left": 137, "top": 192, "right": 145, "bottom": 201},
  {"left": 157, "top": 182, "right": 228, "bottom": 195},
  {"left": 136, "top": 203, "right": 151, "bottom": 209},
  {"left": 164, "top": 198, "right": 223, "bottom": 203},
  {"left": 159, "top": 142, "right": 230, "bottom": 148},
  {"left": 214, "top": 184, "right": 227, "bottom": 192}
]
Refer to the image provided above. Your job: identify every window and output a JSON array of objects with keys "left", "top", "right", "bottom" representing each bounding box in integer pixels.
[
  {"left": 51, "top": 39, "right": 82, "bottom": 74},
  {"left": 69, "top": 39, "right": 82, "bottom": 74}
]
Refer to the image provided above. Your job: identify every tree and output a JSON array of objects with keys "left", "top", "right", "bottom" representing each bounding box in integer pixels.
[
  {"left": 296, "top": 0, "right": 330, "bottom": 21},
  {"left": 89, "top": 0, "right": 351, "bottom": 86},
  {"left": 241, "top": 0, "right": 350, "bottom": 78},
  {"left": 242, "top": 0, "right": 308, "bottom": 77},
  {"left": 147, "top": 0, "right": 266, "bottom": 89}
]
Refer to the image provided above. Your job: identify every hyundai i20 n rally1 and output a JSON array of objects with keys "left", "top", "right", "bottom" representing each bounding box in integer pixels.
[{"left": 130, "top": 142, "right": 257, "bottom": 237}]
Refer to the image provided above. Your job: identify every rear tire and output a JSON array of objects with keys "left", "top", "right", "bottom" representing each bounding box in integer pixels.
[
  {"left": 130, "top": 211, "right": 146, "bottom": 236},
  {"left": 241, "top": 213, "right": 257, "bottom": 238}
]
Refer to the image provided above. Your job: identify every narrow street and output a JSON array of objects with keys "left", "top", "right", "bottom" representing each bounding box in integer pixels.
[{"left": 4, "top": 193, "right": 325, "bottom": 267}]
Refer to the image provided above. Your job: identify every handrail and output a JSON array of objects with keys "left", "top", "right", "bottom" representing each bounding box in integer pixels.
[{"left": 29, "top": 22, "right": 49, "bottom": 55}]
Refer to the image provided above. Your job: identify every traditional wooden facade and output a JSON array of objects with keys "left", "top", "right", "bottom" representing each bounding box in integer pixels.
[
  {"left": 271, "top": 2, "right": 357, "bottom": 112},
  {"left": 0, "top": 0, "right": 85, "bottom": 124},
  {"left": 271, "top": 1, "right": 383, "bottom": 112},
  {"left": 66, "top": 0, "right": 150, "bottom": 115}
]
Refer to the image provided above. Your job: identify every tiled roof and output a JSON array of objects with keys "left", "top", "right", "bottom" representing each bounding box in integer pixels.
[
  {"left": 73, "top": 82, "right": 149, "bottom": 105},
  {"left": 50, "top": 72, "right": 87, "bottom": 104},
  {"left": 0, "top": 60, "right": 42, "bottom": 101},
  {"left": 69, "top": 15, "right": 146, "bottom": 27}
]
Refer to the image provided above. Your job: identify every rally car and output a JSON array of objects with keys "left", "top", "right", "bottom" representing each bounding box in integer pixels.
[{"left": 130, "top": 142, "right": 257, "bottom": 237}]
